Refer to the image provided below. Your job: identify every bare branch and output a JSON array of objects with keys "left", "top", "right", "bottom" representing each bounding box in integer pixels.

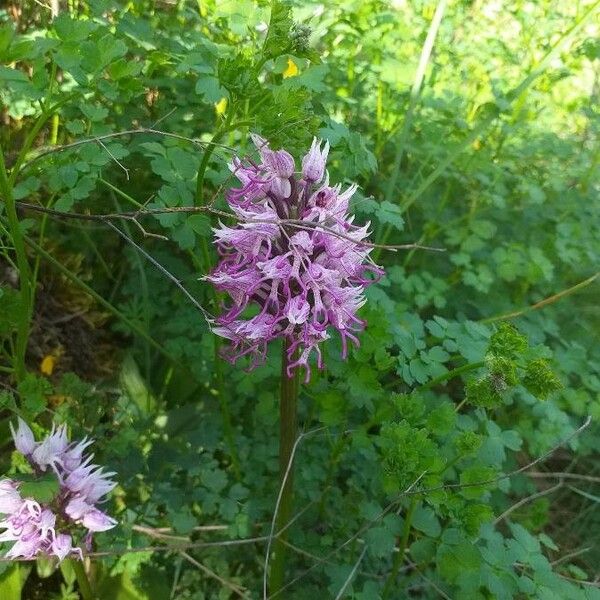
[
  {"left": 105, "top": 221, "right": 215, "bottom": 326},
  {"left": 527, "top": 471, "right": 600, "bottom": 484},
  {"left": 180, "top": 551, "right": 251, "bottom": 599},
  {"left": 20, "top": 128, "right": 237, "bottom": 172},
  {"left": 263, "top": 427, "right": 326, "bottom": 599},
  {"left": 405, "top": 559, "right": 452, "bottom": 600},
  {"left": 334, "top": 547, "right": 368, "bottom": 600},
  {"left": 493, "top": 481, "right": 564, "bottom": 525},
  {"left": 551, "top": 546, "right": 593, "bottom": 567},
  {"left": 15, "top": 201, "right": 444, "bottom": 253},
  {"left": 97, "top": 139, "right": 130, "bottom": 180},
  {"left": 482, "top": 272, "right": 600, "bottom": 323}
]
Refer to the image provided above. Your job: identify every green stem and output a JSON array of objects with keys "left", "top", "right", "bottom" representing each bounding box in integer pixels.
[
  {"left": 269, "top": 339, "right": 299, "bottom": 594},
  {"left": 50, "top": 113, "right": 60, "bottom": 146},
  {"left": 195, "top": 124, "right": 229, "bottom": 207},
  {"left": 419, "top": 361, "right": 485, "bottom": 391},
  {"left": 382, "top": 496, "right": 418, "bottom": 599},
  {"left": 0, "top": 68, "right": 60, "bottom": 381},
  {"left": 194, "top": 117, "right": 253, "bottom": 207},
  {"left": 98, "top": 177, "right": 145, "bottom": 209},
  {"left": 212, "top": 334, "right": 242, "bottom": 479},
  {"left": 194, "top": 235, "right": 242, "bottom": 479},
  {"left": 10, "top": 223, "right": 176, "bottom": 363},
  {"left": 378, "top": 0, "right": 447, "bottom": 222},
  {"left": 70, "top": 559, "right": 95, "bottom": 600},
  {"left": 0, "top": 148, "right": 31, "bottom": 383}
]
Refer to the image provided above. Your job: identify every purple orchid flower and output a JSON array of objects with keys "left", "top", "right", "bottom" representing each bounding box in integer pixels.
[
  {"left": 0, "top": 419, "right": 117, "bottom": 561},
  {"left": 205, "top": 136, "right": 383, "bottom": 382}
]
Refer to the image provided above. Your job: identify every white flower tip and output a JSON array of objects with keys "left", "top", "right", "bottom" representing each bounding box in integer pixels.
[
  {"left": 250, "top": 133, "right": 268, "bottom": 151},
  {"left": 10, "top": 418, "right": 36, "bottom": 455}
]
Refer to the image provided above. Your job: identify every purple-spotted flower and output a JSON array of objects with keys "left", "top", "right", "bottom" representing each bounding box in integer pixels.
[
  {"left": 206, "top": 136, "right": 383, "bottom": 381},
  {"left": 0, "top": 419, "right": 117, "bottom": 561}
]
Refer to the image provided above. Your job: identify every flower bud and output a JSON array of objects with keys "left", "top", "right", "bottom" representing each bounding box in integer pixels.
[
  {"left": 302, "top": 137, "right": 329, "bottom": 183},
  {"left": 10, "top": 418, "right": 35, "bottom": 456},
  {"left": 51, "top": 534, "right": 73, "bottom": 562}
]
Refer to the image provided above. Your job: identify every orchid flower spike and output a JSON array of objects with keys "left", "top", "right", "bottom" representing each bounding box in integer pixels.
[
  {"left": 205, "top": 135, "right": 383, "bottom": 382},
  {"left": 0, "top": 420, "right": 117, "bottom": 562}
]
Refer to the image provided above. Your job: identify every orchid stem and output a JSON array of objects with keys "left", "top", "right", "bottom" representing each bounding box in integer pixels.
[
  {"left": 269, "top": 339, "right": 299, "bottom": 594},
  {"left": 70, "top": 559, "right": 95, "bottom": 600}
]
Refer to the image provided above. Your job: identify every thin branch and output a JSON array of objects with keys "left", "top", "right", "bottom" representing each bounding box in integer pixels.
[
  {"left": 279, "top": 539, "right": 385, "bottom": 581},
  {"left": 15, "top": 201, "right": 445, "bottom": 253},
  {"left": 263, "top": 427, "right": 326, "bottom": 599},
  {"left": 20, "top": 128, "right": 238, "bottom": 172},
  {"left": 132, "top": 525, "right": 188, "bottom": 542},
  {"left": 405, "top": 559, "right": 452, "bottom": 600},
  {"left": 96, "top": 139, "right": 130, "bottom": 180},
  {"left": 526, "top": 472, "right": 600, "bottom": 484},
  {"left": 0, "top": 537, "right": 270, "bottom": 561},
  {"left": 179, "top": 551, "right": 251, "bottom": 599},
  {"left": 104, "top": 221, "right": 215, "bottom": 326},
  {"left": 482, "top": 272, "right": 600, "bottom": 323},
  {"left": 152, "top": 107, "right": 178, "bottom": 128},
  {"left": 403, "top": 416, "right": 592, "bottom": 497},
  {"left": 556, "top": 575, "right": 600, "bottom": 588},
  {"left": 493, "top": 481, "right": 564, "bottom": 525},
  {"left": 334, "top": 547, "right": 368, "bottom": 600},
  {"left": 132, "top": 524, "right": 230, "bottom": 535},
  {"left": 551, "top": 546, "right": 593, "bottom": 567}
]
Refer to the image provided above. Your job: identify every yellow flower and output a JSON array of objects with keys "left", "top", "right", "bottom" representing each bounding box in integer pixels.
[
  {"left": 40, "top": 355, "right": 56, "bottom": 376},
  {"left": 283, "top": 58, "right": 299, "bottom": 79},
  {"left": 215, "top": 97, "right": 227, "bottom": 116}
]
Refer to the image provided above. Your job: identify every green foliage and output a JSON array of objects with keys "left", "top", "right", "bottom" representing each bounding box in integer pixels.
[
  {"left": 523, "top": 359, "right": 563, "bottom": 399},
  {"left": 0, "top": 0, "right": 599, "bottom": 598},
  {"left": 17, "top": 473, "right": 60, "bottom": 504}
]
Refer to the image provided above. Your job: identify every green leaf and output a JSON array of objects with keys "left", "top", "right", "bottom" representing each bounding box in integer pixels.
[
  {"left": 412, "top": 505, "right": 441, "bottom": 538},
  {"left": 54, "top": 14, "right": 98, "bottom": 41},
  {"left": 120, "top": 354, "right": 155, "bottom": 414},
  {"left": 17, "top": 375, "right": 51, "bottom": 416},
  {"left": 0, "top": 22, "right": 15, "bottom": 58},
  {"left": 282, "top": 64, "right": 329, "bottom": 93},
  {"left": 19, "top": 473, "right": 60, "bottom": 504},
  {"left": 13, "top": 176, "right": 41, "bottom": 200},
  {"left": 410, "top": 537, "right": 436, "bottom": 562},
  {"left": 80, "top": 103, "right": 109, "bottom": 122},
  {"left": 376, "top": 200, "right": 405, "bottom": 230},
  {"left": 459, "top": 465, "right": 497, "bottom": 499},
  {"left": 186, "top": 214, "right": 211, "bottom": 237},
  {"left": 365, "top": 518, "right": 401, "bottom": 558},
  {"left": 195, "top": 75, "right": 227, "bottom": 103},
  {"left": 0, "top": 565, "right": 22, "bottom": 600},
  {"left": 437, "top": 541, "right": 482, "bottom": 583},
  {"left": 171, "top": 508, "right": 196, "bottom": 534},
  {"left": 523, "top": 359, "right": 562, "bottom": 400},
  {"left": 0, "top": 66, "right": 29, "bottom": 83},
  {"left": 98, "top": 572, "right": 150, "bottom": 600}
]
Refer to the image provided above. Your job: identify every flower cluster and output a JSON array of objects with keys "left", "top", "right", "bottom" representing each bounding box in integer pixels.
[
  {"left": 0, "top": 419, "right": 117, "bottom": 561},
  {"left": 206, "top": 135, "right": 383, "bottom": 380}
]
